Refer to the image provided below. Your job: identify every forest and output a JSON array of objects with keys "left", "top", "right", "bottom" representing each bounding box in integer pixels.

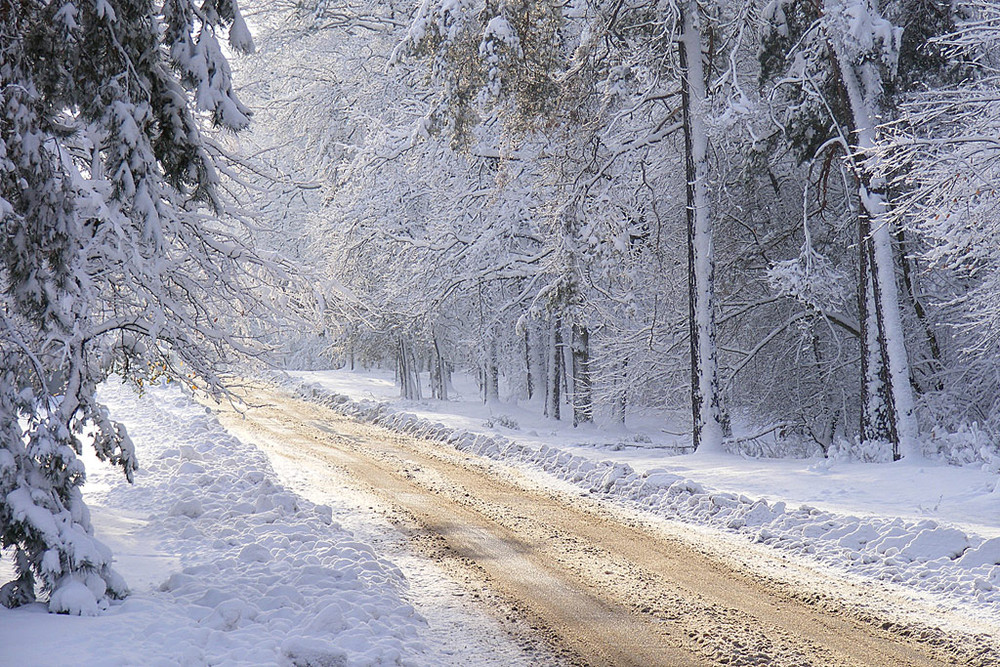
[
  {"left": 3, "top": 0, "right": 1000, "bottom": 628},
  {"left": 235, "top": 0, "right": 1000, "bottom": 464}
]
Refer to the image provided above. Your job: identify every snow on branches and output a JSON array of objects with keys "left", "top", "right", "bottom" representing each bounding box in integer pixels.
[
  {"left": 0, "top": 0, "right": 284, "bottom": 614},
  {"left": 392, "top": 0, "right": 565, "bottom": 141}
]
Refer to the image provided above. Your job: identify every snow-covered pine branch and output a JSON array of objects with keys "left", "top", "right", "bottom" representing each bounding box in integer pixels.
[{"left": 1, "top": 0, "right": 299, "bottom": 614}]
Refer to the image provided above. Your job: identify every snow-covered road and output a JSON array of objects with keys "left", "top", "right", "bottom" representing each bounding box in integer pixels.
[
  {"left": 286, "top": 368, "right": 1000, "bottom": 624},
  {"left": 210, "top": 381, "right": 997, "bottom": 666}
]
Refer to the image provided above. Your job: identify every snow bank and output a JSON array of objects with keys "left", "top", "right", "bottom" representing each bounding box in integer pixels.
[
  {"left": 1, "top": 379, "right": 431, "bottom": 665},
  {"left": 285, "top": 376, "right": 1000, "bottom": 617}
]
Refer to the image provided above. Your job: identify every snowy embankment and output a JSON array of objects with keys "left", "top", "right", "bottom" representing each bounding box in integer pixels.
[
  {"left": 282, "top": 368, "right": 1000, "bottom": 620},
  {"left": 0, "top": 380, "right": 435, "bottom": 665}
]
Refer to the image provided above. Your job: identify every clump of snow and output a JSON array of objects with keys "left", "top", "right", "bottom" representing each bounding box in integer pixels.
[
  {"left": 959, "top": 538, "right": 1000, "bottom": 568},
  {"left": 768, "top": 242, "right": 847, "bottom": 312},
  {"left": 228, "top": 1, "right": 255, "bottom": 55},
  {"left": 898, "top": 527, "right": 969, "bottom": 562},
  {"left": 167, "top": 497, "right": 204, "bottom": 518},
  {"left": 48, "top": 578, "right": 100, "bottom": 616}
]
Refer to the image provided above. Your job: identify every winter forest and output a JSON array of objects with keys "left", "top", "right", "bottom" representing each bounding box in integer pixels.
[
  {"left": 3, "top": 0, "right": 1000, "bottom": 662},
  {"left": 231, "top": 0, "right": 1000, "bottom": 463}
]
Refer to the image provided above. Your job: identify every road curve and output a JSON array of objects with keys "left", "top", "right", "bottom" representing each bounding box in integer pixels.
[{"left": 205, "top": 383, "right": 993, "bottom": 666}]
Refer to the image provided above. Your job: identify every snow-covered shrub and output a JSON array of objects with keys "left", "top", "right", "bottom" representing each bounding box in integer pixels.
[
  {"left": 483, "top": 415, "right": 520, "bottom": 430},
  {"left": 826, "top": 437, "right": 895, "bottom": 464}
]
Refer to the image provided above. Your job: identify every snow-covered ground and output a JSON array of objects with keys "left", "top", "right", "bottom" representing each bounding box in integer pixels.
[
  {"left": 286, "top": 367, "right": 1000, "bottom": 621},
  {"left": 0, "top": 380, "right": 536, "bottom": 666},
  {"left": 3, "top": 368, "right": 999, "bottom": 663}
]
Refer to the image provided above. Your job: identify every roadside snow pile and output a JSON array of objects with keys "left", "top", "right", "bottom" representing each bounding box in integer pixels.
[
  {"left": 287, "top": 377, "right": 1000, "bottom": 616},
  {"left": 1, "top": 379, "right": 429, "bottom": 665}
]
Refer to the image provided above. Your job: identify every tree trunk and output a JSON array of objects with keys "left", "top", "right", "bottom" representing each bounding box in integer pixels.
[
  {"left": 869, "top": 209, "right": 915, "bottom": 459},
  {"left": 483, "top": 337, "right": 499, "bottom": 405},
  {"left": 562, "top": 325, "right": 573, "bottom": 406},
  {"left": 432, "top": 334, "right": 448, "bottom": 401},
  {"left": 895, "top": 228, "right": 943, "bottom": 391},
  {"left": 858, "top": 218, "right": 896, "bottom": 446},
  {"left": 524, "top": 327, "right": 534, "bottom": 400},
  {"left": 809, "top": 333, "right": 838, "bottom": 456},
  {"left": 679, "top": 0, "right": 725, "bottom": 452},
  {"left": 613, "top": 359, "right": 628, "bottom": 425},
  {"left": 544, "top": 315, "right": 562, "bottom": 421},
  {"left": 397, "top": 337, "right": 421, "bottom": 400},
  {"left": 571, "top": 324, "right": 592, "bottom": 427},
  {"left": 409, "top": 343, "right": 421, "bottom": 397},
  {"left": 835, "top": 48, "right": 920, "bottom": 459}
]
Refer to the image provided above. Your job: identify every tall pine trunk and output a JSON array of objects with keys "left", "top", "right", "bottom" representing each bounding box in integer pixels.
[
  {"left": 858, "top": 223, "right": 896, "bottom": 445},
  {"left": 680, "top": 0, "right": 725, "bottom": 452}
]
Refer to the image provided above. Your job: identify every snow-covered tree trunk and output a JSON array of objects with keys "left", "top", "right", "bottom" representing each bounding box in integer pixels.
[
  {"left": 866, "top": 188, "right": 918, "bottom": 458},
  {"left": 834, "top": 35, "right": 920, "bottom": 459},
  {"left": 397, "top": 337, "right": 422, "bottom": 400},
  {"left": 431, "top": 334, "right": 449, "bottom": 400},
  {"left": 544, "top": 315, "right": 562, "bottom": 420},
  {"left": 562, "top": 326, "right": 575, "bottom": 408},
  {"left": 613, "top": 359, "right": 628, "bottom": 425},
  {"left": 524, "top": 328, "right": 535, "bottom": 401},
  {"left": 858, "top": 231, "right": 896, "bottom": 445},
  {"left": 483, "top": 338, "right": 500, "bottom": 405},
  {"left": 679, "top": 0, "right": 725, "bottom": 452}
]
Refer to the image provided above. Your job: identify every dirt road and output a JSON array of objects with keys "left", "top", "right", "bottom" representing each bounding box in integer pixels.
[{"left": 206, "top": 384, "right": 995, "bottom": 666}]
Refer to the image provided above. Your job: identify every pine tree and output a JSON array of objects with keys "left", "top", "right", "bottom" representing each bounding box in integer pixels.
[{"left": 1, "top": 0, "right": 265, "bottom": 613}]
